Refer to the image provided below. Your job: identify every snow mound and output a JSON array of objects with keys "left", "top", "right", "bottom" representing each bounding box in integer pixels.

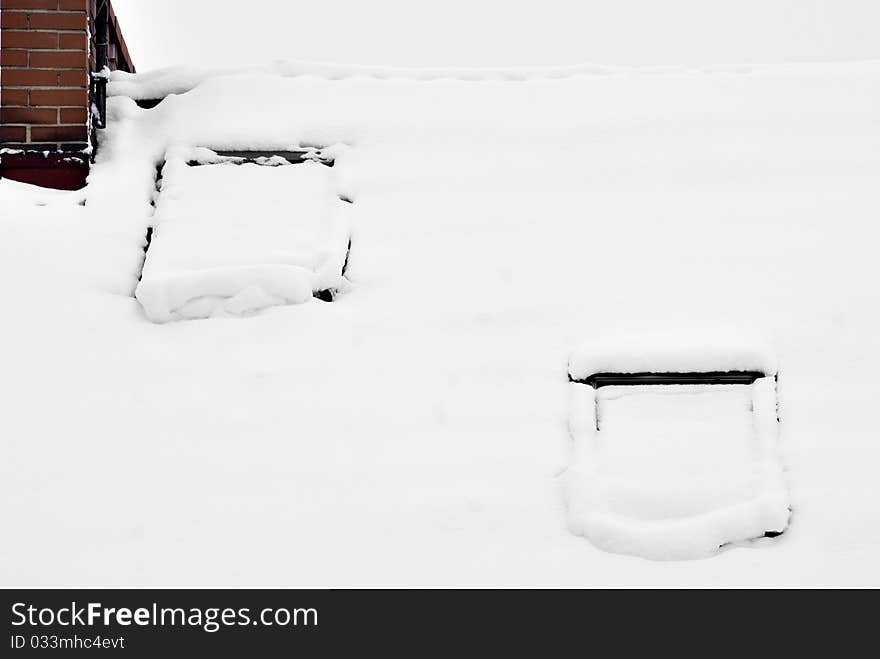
[
  {"left": 135, "top": 148, "right": 351, "bottom": 323},
  {"left": 566, "top": 369, "right": 790, "bottom": 560}
]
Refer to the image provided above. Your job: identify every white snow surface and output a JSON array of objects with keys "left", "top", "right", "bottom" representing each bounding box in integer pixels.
[{"left": 3, "top": 61, "right": 880, "bottom": 585}]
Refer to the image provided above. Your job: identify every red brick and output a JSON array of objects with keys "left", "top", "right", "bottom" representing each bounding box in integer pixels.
[
  {"left": 59, "top": 106, "right": 86, "bottom": 123},
  {"left": 29, "top": 88, "right": 85, "bottom": 107},
  {"left": 28, "top": 13, "right": 86, "bottom": 31},
  {"left": 1, "top": 68, "right": 58, "bottom": 86},
  {"left": 30, "top": 124, "right": 87, "bottom": 142},
  {"left": 0, "top": 49, "right": 29, "bottom": 66},
  {"left": 28, "top": 50, "right": 85, "bottom": 68},
  {"left": 1, "top": 88, "right": 29, "bottom": 106},
  {"left": 1, "top": 12, "right": 30, "bottom": 29},
  {"left": 58, "top": 32, "right": 86, "bottom": 50},
  {"left": 0, "top": 153, "right": 88, "bottom": 190},
  {"left": 0, "top": 30, "right": 57, "bottom": 49},
  {"left": 2, "top": 0, "right": 58, "bottom": 9},
  {"left": 29, "top": 124, "right": 87, "bottom": 142},
  {"left": 0, "top": 107, "right": 57, "bottom": 124},
  {"left": 60, "top": 0, "right": 88, "bottom": 10},
  {"left": 0, "top": 125, "right": 28, "bottom": 142},
  {"left": 59, "top": 69, "right": 86, "bottom": 87}
]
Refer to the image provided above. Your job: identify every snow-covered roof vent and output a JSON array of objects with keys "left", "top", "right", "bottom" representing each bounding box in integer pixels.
[{"left": 565, "top": 333, "right": 790, "bottom": 561}]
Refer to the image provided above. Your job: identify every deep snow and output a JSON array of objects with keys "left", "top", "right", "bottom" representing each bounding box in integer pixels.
[{"left": 2, "top": 61, "right": 880, "bottom": 585}]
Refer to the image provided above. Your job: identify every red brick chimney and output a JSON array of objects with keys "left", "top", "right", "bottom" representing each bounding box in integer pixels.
[{"left": 1, "top": 0, "right": 135, "bottom": 190}]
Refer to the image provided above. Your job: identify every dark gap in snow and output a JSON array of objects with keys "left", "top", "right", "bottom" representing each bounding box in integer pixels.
[
  {"left": 315, "top": 238, "right": 353, "bottom": 303},
  {"left": 339, "top": 194, "right": 354, "bottom": 204},
  {"left": 136, "top": 226, "right": 154, "bottom": 285},
  {"left": 135, "top": 161, "right": 164, "bottom": 290},
  {"left": 136, "top": 98, "right": 164, "bottom": 109},
  {"left": 215, "top": 150, "right": 312, "bottom": 162},
  {"left": 574, "top": 371, "right": 766, "bottom": 389},
  {"left": 194, "top": 151, "right": 335, "bottom": 167},
  {"left": 341, "top": 238, "right": 353, "bottom": 278},
  {"left": 774, "top": 374, "right": 782, "bottom": 423},
  {"left": 717, "top": 525, "right": 788, "bottom": 550},
  {"left": 184, "top": 148, "right": 335, "bottom": 168},
  {"left": 762, "top": 506, "right": 795, "bottom": 539},
  {"left": 719, "top": 507, "right": 791, "bottom": 548},
  {"left": 762, "top": 505, "right": 795, "bottom": 539}
]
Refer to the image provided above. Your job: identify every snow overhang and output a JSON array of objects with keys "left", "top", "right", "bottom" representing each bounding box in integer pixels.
[{"left": 568, "top": 331, "right": 778, "bottom": 383}]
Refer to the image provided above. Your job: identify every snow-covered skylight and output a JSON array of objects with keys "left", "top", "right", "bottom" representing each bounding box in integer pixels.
[
  {"left": 135, "top": 147, "right": 352, "bottom": 322},
  {"left": 566, "top": 338, "right": 790, "bottom": 560}
]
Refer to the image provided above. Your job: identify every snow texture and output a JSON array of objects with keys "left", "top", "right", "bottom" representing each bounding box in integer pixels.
[{"left": 3, "top": 60, "right": 880, "bottom": 585}]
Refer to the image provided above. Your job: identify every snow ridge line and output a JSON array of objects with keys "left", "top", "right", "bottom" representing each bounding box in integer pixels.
[{"left": 106, "top": 59, "right": 880, "bottom": 101}]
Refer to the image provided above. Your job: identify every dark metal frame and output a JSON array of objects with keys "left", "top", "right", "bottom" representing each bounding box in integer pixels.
[
  {"left": 574, "top": 371, "right": 766, "bottom": 389},
  {"left": 91, "top": 0, "right": 110, "bottom": 129},
  {"left": 185, "top": 150, "right": 335, "bottom": 168}
]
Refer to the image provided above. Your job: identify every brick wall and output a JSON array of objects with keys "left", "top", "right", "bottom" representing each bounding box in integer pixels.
[
  {"left": 1, "top": 0, "right": 134, "bottom": 189},
  {"left": 1, "top": 0, "right": 90, "bottom": 153}
]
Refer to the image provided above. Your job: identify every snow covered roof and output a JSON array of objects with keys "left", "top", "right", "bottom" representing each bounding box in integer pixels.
[{"left": 4, "top": 59, "right": 880, "bottom": 583}]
